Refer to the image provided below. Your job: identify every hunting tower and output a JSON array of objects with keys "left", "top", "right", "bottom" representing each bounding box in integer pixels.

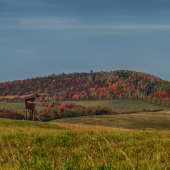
[{"left": 24, "top": 97, "right": 36, "bottom": 120}]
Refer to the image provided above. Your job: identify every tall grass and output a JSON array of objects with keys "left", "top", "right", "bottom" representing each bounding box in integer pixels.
[{"left": 0, "top": 118, "right": 170, "bottom": 169}]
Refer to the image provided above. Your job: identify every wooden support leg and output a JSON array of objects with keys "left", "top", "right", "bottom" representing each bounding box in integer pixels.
[
  {"left": 33, "top": 110, "right": 34, "bottom": 121},
  {"left": 25, "top": 110, "right": 26, "bottom": 120}
]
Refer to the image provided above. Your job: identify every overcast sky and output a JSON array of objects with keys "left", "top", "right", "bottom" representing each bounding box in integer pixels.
[{"left": 0, "top": 0, "right": 170, "bottom": 82}]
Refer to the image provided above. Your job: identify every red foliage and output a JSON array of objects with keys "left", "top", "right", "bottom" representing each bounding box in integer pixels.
[
  {"left": 78, "top": 91, "right": 83, "bottom": 97},
  {"left": 152, "top": 92, "right": 158, "bottom": 98},
  {"left": 75, "top": 105, "right": 81, "bottom": 108},
  {"left": 37, "top": 96, "right": 42, "bottom": 101},
  {"left": 42, "top": 102, "right": 52, "bottom": 107},
  {"left": 72, "top": 94, "right": 79, "bottom": 99},
  {"left": 160, "top": 92, "right": 170, "bottom": 98},
  {"left": 109, "top": 86, "right": 114, "bottom": 92},
  {"left": 31, "top": 92, "right": 36, "bottom": 97},
  {"left": 114, "top": 110, "right": 122, "bottom": 113},
  {"left": 45, "top": 88, "right": 49, "bottom": 93},
  {"left": 160, "top": 98, "right": 167, "bottom": 102},
  {"left": 90, "top": 88, "right": 96, "bottom": 92},
  {"left": 131, "top": 84, "right": 135, "bottom": 88},
  {"left": 97, "top": 87, "right": 107, "bottom": 93},
  {"left": 58, "top": 103, "right": 75, "bottom": 109},
  {"left": 99, "top": 92, "right": 106, "bottom": 98},
  {"left": 43, "top": 107, "right": 51, "bottom": 113},
  {"left": 4, "top": 82, "right": 8, "bottom": 86},
  {"left": 58, "top": 105, "right": 67, "bottom": 112},
  {"left": 116, "top": 81, "right": 121, "bottom": 85},
  {"left": 63, "top": 91, "right": 68, "bottom": 94},
  {"left": 114, "top": 88, "right": 119, "bottom": 94}
]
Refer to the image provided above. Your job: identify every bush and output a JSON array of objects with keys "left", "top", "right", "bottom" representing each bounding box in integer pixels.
[{"left": 0, "top": 108, "right": 24, "bottom": 120}]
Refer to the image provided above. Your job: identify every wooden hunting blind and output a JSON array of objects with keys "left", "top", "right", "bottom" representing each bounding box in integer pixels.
[
  {"left": 24, "top": 97, "right": 36, "bottom": 120},
  {"left": 25, "top": 97, "right": 35, "bottom": 110}
]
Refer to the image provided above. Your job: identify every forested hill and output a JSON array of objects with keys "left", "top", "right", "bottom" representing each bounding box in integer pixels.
[{"left": 1, "top": 70, "right": 170, "bottom": 107}]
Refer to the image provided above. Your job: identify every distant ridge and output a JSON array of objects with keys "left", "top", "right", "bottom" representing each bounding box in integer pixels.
[{"left": 0, "top": 70, "right": 170, "bottom": 107}]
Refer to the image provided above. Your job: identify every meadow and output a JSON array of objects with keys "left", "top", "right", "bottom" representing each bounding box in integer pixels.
[
  {"left": 51, "top": 111, "right": 170, "bottom": 130},
  {"left": 0, "top": 102, "right": 45, "bottom": 111},
  {"left": 1, "top": 99, "right": 170, "bottom": 169},
  {"left": 57, "top": 99, "right": 170, "bottom": 112},
  {"left": 0, "top": 118, "right": 170, "bottom": 169},
  {"left": 1, "top": 99, "right": 170, "bottom": 113}
]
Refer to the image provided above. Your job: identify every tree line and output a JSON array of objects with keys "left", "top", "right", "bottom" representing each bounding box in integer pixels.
[{"left": 0, "top": 70, "right": 170, "bottom": 107}]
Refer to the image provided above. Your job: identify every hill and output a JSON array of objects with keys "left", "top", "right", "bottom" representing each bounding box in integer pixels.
[{"left": 0, "top": 70, "right": 170, "bottom": 108}]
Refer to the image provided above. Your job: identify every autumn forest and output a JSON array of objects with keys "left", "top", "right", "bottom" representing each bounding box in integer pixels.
[{"left": 0, "top": 70, "right": 170, "bottom": 107}]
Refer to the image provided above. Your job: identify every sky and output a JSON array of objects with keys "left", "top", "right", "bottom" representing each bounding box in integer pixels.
[{"left": 0, "top": 0, "right": 170, "bottom": 82}]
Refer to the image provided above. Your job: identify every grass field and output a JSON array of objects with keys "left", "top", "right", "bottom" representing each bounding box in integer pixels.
[
  {"left": 57, "top": 99, "right": 170, "bottom": 111},
  {"left": 0, "top": 118, "right": 170, "bottom": 169},
  {"left": 0, "top": 102, "right": 45, "bottom": 110},
  {"left": 51, "top": 111, "right": 170, "bottom": 130},
  {"left": 1, "top": 99, "right": 170, "bottom": 113}
]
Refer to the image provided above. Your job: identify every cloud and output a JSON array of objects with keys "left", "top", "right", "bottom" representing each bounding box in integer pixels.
[
  {"left": 16, "top": 17, "right": 170, "bottom": 31},
  {"left": 20, "top": 19, "right": 64, "bottom": 27},
  {"left": 117, "top": 24, "right": 170, "bottom": 30},
  {"left": 87, "top": 24, "right": 170, "bottom": 31},
  {"left": 21, "top": 21, "right": 38, "bottom": 26},
  {"left": 14, "top": 50, "right": 31, "bottom": 53},
  {"left": 46, "top": 20, "right": 64, "bottom": 24}
]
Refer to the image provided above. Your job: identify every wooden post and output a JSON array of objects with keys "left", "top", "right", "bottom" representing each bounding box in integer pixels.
[
  {"left": 27, "top": 110, "right": 29, "bottom": 120},
  {"left": 25, "top": 109, "right": 26, "bottom": 120},
  {"left": 33, "top": 110, "right": 34, "bottom": 121}
]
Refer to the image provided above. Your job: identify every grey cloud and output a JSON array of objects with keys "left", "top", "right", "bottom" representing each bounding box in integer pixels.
[
  {"left": 14, "top": 50, "right": 30, "bottom": 53},
  {"left": 21, "top": 21, "right": 38, "bottom": 26},
  {"left": 46, "top": 20, "right": 64, "bottom": 24}
]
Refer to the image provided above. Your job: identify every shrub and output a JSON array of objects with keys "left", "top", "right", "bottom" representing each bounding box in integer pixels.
[{"left": 0, "top": 108, "right": 24, "bottom": 120}]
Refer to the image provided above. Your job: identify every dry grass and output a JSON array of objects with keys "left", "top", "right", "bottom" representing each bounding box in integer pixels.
[
  {"left": 51, "top": 122, "right": 136, "bottom": 131},
  {"left": 58, "top": 99, "right": 170, "bottom": 111},
  {"left": 0, "top": 93, "right": 48, "bottom": 99},
  {"left": 51, "top": 111, "right": 170, "bottom": 130}
]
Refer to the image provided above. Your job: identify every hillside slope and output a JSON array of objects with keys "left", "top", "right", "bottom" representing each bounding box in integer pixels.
[{"left": 0, "top": 70, "right": 170, "bottom": 107}]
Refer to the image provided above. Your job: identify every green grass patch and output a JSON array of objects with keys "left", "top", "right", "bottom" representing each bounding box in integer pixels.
[
  {"left": 0, "top": 118, "right": 170, "bottom": 169},
  {"left": 51, "top": 111, "right": 170, "bottom": 130},
  {"left": 58, "top": 99, "right": 170, "bottom": 111},
  {"left": 0, "top": 118, "right": 66, "bottom": 130},
  {"left": 0, "top": 102, "right": 45, "bottom": 110}
]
